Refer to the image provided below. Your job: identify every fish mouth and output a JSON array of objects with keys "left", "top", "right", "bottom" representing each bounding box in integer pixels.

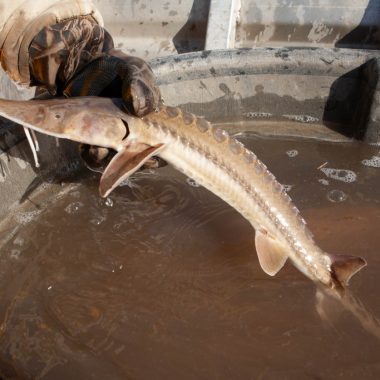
[
  {"left": 79, "top": 115, "right": 130, "bottom": 173},
  {"left": 79, "top": 144, "right": 116, "bottom": 173},
  {"left": 80, "top": 142, "right": 167, "bottom": 174}
]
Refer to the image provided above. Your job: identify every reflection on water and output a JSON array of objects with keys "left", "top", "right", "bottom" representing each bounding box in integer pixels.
[{"left": 0, "top": 134, "right": 380, "bottom": 379}]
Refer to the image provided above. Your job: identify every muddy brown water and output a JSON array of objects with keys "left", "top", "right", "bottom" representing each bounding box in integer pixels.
[{"left": 0, "top": 131, "right": 380, "bottom": 379}]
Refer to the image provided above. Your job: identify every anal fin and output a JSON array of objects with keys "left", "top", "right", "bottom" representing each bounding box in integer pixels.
[
  {"left": 99, "top": 142, "right": 165, "bottom": 197},
  {"left": 255, "top": 229, "right": 288, "bottom": 276}
]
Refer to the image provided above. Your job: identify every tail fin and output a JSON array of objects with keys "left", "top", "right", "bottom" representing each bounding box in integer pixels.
[{"left": 329, "top": 254, "right": 367, "bottom": 288}]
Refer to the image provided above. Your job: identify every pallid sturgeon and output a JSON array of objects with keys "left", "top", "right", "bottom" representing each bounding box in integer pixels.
[
  {"left": 3, "top": 96, "right": 380, "bottom": 338},
  {"left": 0, "top": 96, "right": 367, "bottom": 293}
]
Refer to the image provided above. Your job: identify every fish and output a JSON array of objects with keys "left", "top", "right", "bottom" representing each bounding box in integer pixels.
[
  {"left": 102, "top": 104, "right": 369, "bottom": 296},
  {"left": 3, "top": 96, "right": 380, "bottom": 339},
  {"left": 0, "top": 96, "right": 367, "bottom": 294}
]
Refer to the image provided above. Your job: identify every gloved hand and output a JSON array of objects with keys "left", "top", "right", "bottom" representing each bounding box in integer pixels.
[
  {"left": 65, "top": 51, "right": 162, "bottom": 170},
  {"left": 64, "top": 52, "right": 161, "bottom": 117},
  {"left": 28, "top": 16, "right": 162, "bottom": 171},
  {"left": 28, "top": 16, "right": 161, "bottom": 117}
]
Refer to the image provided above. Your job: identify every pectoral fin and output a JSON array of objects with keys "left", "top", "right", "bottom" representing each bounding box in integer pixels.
[
  {"left": 99, "top": 142, "right": 165, "bottom": 197},
  {"left": 255, "top": 229, "right": 288, "bottom": 276}
]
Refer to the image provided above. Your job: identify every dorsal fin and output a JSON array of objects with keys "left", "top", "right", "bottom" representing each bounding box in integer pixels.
[
  {"left": 255, "top": 229, "right": 288, "bottom": 276},
  {"left": 330, "top": 254, "right": 367, "bottom": 286}
]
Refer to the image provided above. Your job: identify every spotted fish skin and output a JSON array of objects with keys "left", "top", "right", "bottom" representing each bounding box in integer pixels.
[
  {"left": 123, "top": 105, "right": 337, "bottom": 287},
  {"left": 0, "top": 97, "right": 127, "bottom": 149},
  {"left": 0, "top": 96, "right": 365, "bottom": 291}
]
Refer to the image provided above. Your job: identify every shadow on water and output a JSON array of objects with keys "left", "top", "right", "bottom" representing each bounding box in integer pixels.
[
  {"left": 322, "top": 58, "right": 379, "bottom": 140},
  {"left": 316, "top": 287, "right": 380, "bottom": 343},
  {"left": 0, "top": 117, "right": 26, "bottom": 152},
  {"left": 172, "top": 0, "right": 211, "bottom": 53},
  {"left": 336, "top": 0, "right": 380, "bottom": 50}
]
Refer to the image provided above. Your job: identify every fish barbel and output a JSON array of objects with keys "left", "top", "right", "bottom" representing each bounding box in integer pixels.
[{"left": 0, "top": 96, "right": 366, "bottom": 293}]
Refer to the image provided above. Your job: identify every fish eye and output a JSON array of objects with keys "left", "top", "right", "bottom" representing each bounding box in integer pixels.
[{"left": 55, "top": 114, "right": 61, "bottom": 119}]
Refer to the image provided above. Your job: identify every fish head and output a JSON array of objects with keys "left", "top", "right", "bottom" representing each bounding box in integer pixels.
[
  {"left": 36, "top": 98, "right": 129, "bottom": 149},
  {"left": 0, "top": 97, "right": 129, "bottom": 150},
  {"left": 57, "top": 108, "right": 128, "bottom": 149}
]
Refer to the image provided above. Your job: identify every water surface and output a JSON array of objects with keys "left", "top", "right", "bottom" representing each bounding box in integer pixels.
[{"left": 0, "top": 133, "right": 380, "bottom": 379}]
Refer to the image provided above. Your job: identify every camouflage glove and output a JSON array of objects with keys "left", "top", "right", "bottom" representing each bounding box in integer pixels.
[
  {"left": 64, "top": 53, "right": 160, "bottom": 117},
  {"left": 28, "top": 16, "right": 162, "bottom": 172},
  {"left": 29, "top": 16, "right": 160, "bottom": 117}
]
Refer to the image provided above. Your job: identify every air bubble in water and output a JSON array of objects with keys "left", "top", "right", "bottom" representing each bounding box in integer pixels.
[
  {"left": 320, "top": 168, "right": 357, "bottom": 183},
  {"left": 318, "top": 179, "right": 329, "bottom": 186},
  {"left": 327, "top": 189, "right": 347, "bottom": 203},
  {"left": 105, "top": 198, "right": 113, "bottom": 207},
  {"left": 283, "top": 184, "right": 293, "bottom": 192},
  {"left": 119, "top": 179, "right": 130, "bottom": 187},
  {"left": 362, "top": 155, "right": 380, "bottom": 168},
  {"left": 16, "top": 210, "right": 41, "bottom": 224},
  {"left": 90, "top": 216, "right": 106, "bottom": 225},
  {"left": 65, "top": 202, "right": 84, "bottom": 214},
  {"left": 13, "top": 236, "right": 24, "bottom": 246},
  {"left": 10, "top": 249, "right": 21, "bottom": 259},
  {"left": 120, "top": 179, "right": 140, "bottom": 189},
  {"left": 286, "top": 150, "right": 298, "bottom": 158},
  {"left": 70, "top": 191, "right": 81, "bottom": 199},
  {"left": 113, "top": 223, "right": 122, "bottom": 230},
  {"left": 186, "top": 178, "right": 200, "bottom": 187}
]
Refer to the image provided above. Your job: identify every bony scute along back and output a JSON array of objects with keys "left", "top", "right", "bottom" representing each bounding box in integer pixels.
[{"left": 0, "top": 96, "right": 367, "bottom": 295}]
